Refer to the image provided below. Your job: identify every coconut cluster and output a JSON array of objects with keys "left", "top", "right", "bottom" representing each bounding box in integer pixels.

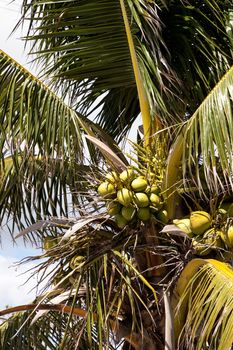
[
  {"left": 173, "top": 208, "right": 233, "bottom": 256},
  {"left": 97, "top": 168, "right": 168, "bottom": 228}
]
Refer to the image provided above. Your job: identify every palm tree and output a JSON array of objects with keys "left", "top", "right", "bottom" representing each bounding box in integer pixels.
[{"left": 0, "top": 0, "right": 233, "bottom": 349}]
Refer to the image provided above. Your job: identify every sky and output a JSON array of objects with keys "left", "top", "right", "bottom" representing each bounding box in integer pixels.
[{"left": 0, "top": 0, "right": 39, "bottom": 309}]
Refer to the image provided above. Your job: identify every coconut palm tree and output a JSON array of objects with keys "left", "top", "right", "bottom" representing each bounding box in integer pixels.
[{"left": 0, "top": 0, "right": 233, "bottom": 349}]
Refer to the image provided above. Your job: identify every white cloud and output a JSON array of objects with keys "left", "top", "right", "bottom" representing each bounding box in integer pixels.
[{"left": 0, "top": 255, "right": 38, "bottom": 309}]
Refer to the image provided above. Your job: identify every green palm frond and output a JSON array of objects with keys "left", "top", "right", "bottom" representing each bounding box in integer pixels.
[
  {"left": 162, "top": 1, "right": 232, "bottom": 109},
  {"left": 0, "top": 308, "right": 115, "bottom": 350},
  {"left": 19, "top": 0, "right": 233, "bottom": 140},
  {"left": 20, "top": 0, "right": 180, "bottom": 140},
  {"left": 182, "top": 65, "right": 233, "bottom": 196},
  {"left": 0, "top": 50, "right": 126, "bottom": 233},
  {"left": 173, "top": 258, "right": 233, "bottom": 350},
  {"left": 5, "top": 211, "right": 161, "bottom": 349},
  {"left": 165, "top": 65, "right": 233, "bottom": 215},
  {"left": 0, "top": 49, "right": 83, "bottom": 162}
]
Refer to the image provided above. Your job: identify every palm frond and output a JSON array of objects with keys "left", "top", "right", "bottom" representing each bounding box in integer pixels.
[
  {"left": 19, "top": 0, "right": 233, "bottom": 140},
  {"left": 0, "top": 50, "right": 84, "bottom": 162},
  {"left": 6, "top": 210, "right": 162, "bottom": 349},
  {"left": 20, "top": 0, "right": 179, "bottom": 140},
  {"left": 165, "top": 65, "right": 233, "bottom": 214},
  {"left": 0, "top": 50, "right": 128, "bottom": 233},
  {"left": 173, "top": 258, "right": 233, "bottom": 350},
  {"left": 0, "top": 308, "right": 114, "bottom": 350},
  {"left": 182, "top": 65, "right": 233, "bottom": 197}
]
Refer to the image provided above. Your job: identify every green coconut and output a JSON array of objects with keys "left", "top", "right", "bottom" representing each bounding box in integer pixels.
[
  {"left": 149, "top": 193, "right": 162, "bottom": 209},
  {"left": 173, "top": 218, "right": 193, "bottom": 237},
  {"left": 219, "top": 202, "right": 233, "bottom": 218},
  {"left": 137, "top": 207, "right": 151, "bottom": 221},
  {"left": 117, "top": 188, "right": 134, "bottom": 207},
  {"left": 121, "top": 205, "right": 136, "bottom": 221},
  {"left": 134, "top": 192, "right": 150, "bottom": 208},
  {"left": 115, "top": 214, "right": 128, "bottom": 228},
  {"left": 150, "top": 185, "right": 160, "bottom": 194},
  {"left": 190, "top": 211, "right": 212, "bottom": 236},
  {"left": 157, "top": 209, "right": 169, "bottom": 224},
  {"left": 98, "top": 182, "right": 115, "bottom": 197},
  {"left": 105, "top": 171, "right": 119, "bottom": 184},
  {"left": 224, "top": 226, "right": 233, "bottom": 248},
  {"left": 131, "top": 177, "right": 147, "bottom": 192},
  {"left": 119, "top": 168, "right": 135, "bottom": 183},
  {"left": 107, "top": 201, "right": 122, "bottom": 216}
]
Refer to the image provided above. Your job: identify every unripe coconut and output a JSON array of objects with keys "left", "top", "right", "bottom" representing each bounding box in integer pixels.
[
  {"left": 134, "top": 192, "right": 150, "bottom": 208},
  {"left": 105, "top": 171, "right": 119, "bottom": 184},
  {"left": 157, "top": 209, "right": 169, "bottom": 224},
  {"left": 69, "top": 255, "right": 85, "bottom": 270},
  {"left": 137, "top": 207, "right": 151, "bottom": 221},
  {"left": 107, "top": 201, "right": 121, "bottom": 216},
  {"left": 173, "top": 218, "right": 193, "bottom": 237},
  {"left": 98, "top": 182, "right": 115, "bottom": 197},
  {"left": 131, "top": 177, "right": 147, "bottom": 192},
  {"left": 218, "top": 207, "right": 228, "bottom": 219},
  {"left": 190, "top": 211, "right": 212, "bottom": 236},
  {"left": 150, "top": 185, "right": 160, "bottom": 195},
  {"left": 115, "top": 214, "right": 128, "bottom": 228},
  {"left": 121, "top": 205, "right": 136, "bottom": 221},
  {"left": 117, "top": 188, "right": 133, "bottom": 207},
  {"left": 119, "top": 168, "right": 135, "bottom": 183},
  {"left": 43, "top": 237, "right": 59, "bottom": 250},
  {"left": 225, "top": 226, "right": 233, "bottom": 247},
  {"left": 219, "top": 202, "right": 233, "bottom": 217},
  {"left": 150, "top": 193, "right": 162, "bottom": 209}
]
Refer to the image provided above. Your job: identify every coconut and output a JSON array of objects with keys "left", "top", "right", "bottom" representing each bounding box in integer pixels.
[
  {"left": 117, "top": 188, "right": 133, "bottom": 207},
  {"left": 150, "top": 185, "right": 160, "bottom": 194},
  {"left": 107, "top": 201, "right": 122, "bottom": 216},
  {"left": 173, "top": 218, "right": 193, "bottom": 237},
  {"left": 131, "top": 177, "right": 147, "bottom": 192},
  {"left": 157, "top": 209, "right": 169, "bottom": 224},
  {"left": 119, "top": 168, "right": 135, "bottom": 183},
  {"left": 134, "top": 192, "right": 150, "bottom": 208},
  {"left": 190, "top": 211, "right": 212, "bottom": 235},
  {"left": 122, "top": 205, "right": 136, "bottom": 221},
  {"left": 115, "top": 214, "right": 128, "bottom": 228},
  {"left": 137, "top": 207, "right": 151, "bottom": 221},
  {"left": 219, "top": 202, "right": 233, "bottom": 218},
  {"left": 225, "top": 226, "right": 233, "bottom": 247},
  {"left": 98, "top": 181, "right": 115, "bottom": 197},
  {"left": 105, "top": 171, "right": 119, "bottom": 184},
  {"left": 150, "top": 193, "right": 162, "bottom": 209}
]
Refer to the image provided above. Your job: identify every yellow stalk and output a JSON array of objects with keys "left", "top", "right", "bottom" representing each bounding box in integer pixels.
[{"left": 119, "top": 0, "right": 151, "bottom": 147}]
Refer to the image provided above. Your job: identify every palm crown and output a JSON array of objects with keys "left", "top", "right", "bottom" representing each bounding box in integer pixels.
[{"left": 0, "top": 1, "right": 233, "bottom": 349}]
